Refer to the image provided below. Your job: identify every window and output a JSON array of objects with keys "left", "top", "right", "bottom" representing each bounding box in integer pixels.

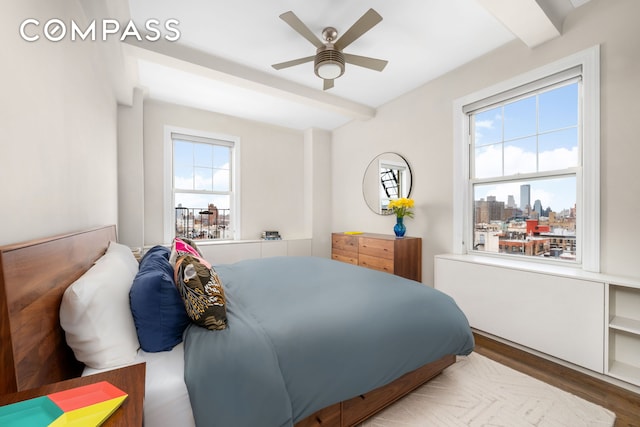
[
  {"left": 380, "top": 159, "right": 410, "bottom": 213},
  {"left": 453, "top": 46, "right": 600, "bottom": 271},
  {"left": 471, "top": 78, "right": 579, "bottom": 261},
  {"left": 164, "top": 128, "right": 239, "bottom": 242}
]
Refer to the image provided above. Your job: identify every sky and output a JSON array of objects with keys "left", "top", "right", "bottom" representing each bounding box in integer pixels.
[
  {"left": 471, "top": 82, "right": 578, "bottom": 213},
  {"left": 173, "top": 139, "right": 232, "bottom": 210}
]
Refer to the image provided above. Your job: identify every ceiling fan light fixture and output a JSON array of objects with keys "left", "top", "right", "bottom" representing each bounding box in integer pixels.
[
  {"left": 316, "top": 61, "right": 343, "bottom": 79},
  {"left": 273, "top": 10, "right": 386, "bottom": 89},
  {"left": 314, "top": 47, "right": 345, "bottom": 80}
]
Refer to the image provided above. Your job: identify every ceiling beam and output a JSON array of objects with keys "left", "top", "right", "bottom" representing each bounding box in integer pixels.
[
  {"left": 476, "top": 0, "right": 562, "bottom": 48},
  {"left": 122, "top": 38, "right": 376, "bottom": 121}
]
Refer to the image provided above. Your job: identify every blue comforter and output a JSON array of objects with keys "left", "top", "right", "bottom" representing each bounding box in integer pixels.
[{"left": 183, "top": 256, "right": 474, "bottom": 427}]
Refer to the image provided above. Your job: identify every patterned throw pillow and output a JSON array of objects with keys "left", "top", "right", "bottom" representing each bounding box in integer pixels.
[
  {"left": 174, "top": 254, "right": 228, "bottom": 330},
  {"left": 169, "top": 237, "right": 203, "bottom": 267}
]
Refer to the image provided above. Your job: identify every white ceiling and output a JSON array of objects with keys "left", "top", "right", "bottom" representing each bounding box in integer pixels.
[{"left": 120, "top": 0, "right": 589, "bottom": 130}]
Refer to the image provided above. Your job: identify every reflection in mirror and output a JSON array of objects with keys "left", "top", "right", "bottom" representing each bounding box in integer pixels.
[{"left": 363, "top": 152, "right": 413, "bottom": 215}]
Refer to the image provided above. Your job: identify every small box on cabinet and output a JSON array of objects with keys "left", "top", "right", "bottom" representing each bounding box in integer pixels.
[{"left": 261, "top": 231, "right": 282, "bottom": 240}]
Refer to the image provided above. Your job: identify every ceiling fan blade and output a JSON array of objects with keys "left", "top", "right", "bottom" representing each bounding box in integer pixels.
[
  {"left": 323, "top": 79, "right": 334, "bottom": 90},
  {"left": 343, "top": 53, "right": 388, "bottom": 72},
  {"left": 272, "top": 56, "right": 315, "bottom": 70},
  {"left": 334, "top": 8, "right": 383, "bottom": 51},
  {"left": 279, "top": 11, "right": 324, "bottom": 49}
]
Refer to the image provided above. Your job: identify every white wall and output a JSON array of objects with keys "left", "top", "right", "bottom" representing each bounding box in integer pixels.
[
  {"left": 117, "top": 88, "right": 145, "bottom": 249},
  {"left": 332, "top": 0, "right": 640, "bottom": 283},
  {"left": 141, "top": 100, "right": 309, "bottom": 246},
  {"left": 304, "top": 128, "right": 332, "bottom": 258},
  {"left": 0, "top": 0, "right": 119, "bottom": 245}
]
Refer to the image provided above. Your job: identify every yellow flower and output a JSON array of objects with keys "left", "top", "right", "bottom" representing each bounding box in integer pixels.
[{"left": 388, "top": 198, "right": 415, "bottom": 218}]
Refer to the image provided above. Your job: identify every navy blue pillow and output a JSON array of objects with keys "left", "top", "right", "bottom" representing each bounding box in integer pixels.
[{"left": 130, "top": 245, "right": 190, "bottom": 352}]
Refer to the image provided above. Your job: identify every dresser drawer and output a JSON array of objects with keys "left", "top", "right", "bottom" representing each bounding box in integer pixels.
[
  {"left": 358, "top": 237, "right": 394, "bottom": 260},
  {"left": 332, "top": 251, "right": 358, "bottom": 265},
  {"left": 332, "top": 234, "right": 358, "bottom": 253},
  {"left": 358, "top": 254, "right": 394, "bottom": 274}
]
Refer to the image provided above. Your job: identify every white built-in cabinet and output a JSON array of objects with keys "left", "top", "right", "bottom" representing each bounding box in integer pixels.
[
  {"left": 607, "top": 281, "right": 640, "bottom": 386},
  {"left": 195, "top": 239, "right": 312, "bottom": 265},
  {"left": 435, "top": 254, "right": 640, "bottom": 388}
]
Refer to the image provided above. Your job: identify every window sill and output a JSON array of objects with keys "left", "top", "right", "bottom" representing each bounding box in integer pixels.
[
  {"left": 195, "top": 238, "right": 310, "bottom": 246},
  {"left": 151, "top": 237, "right": 310, "bottom": 250},
  {"left": 435, "top": 253, "right": 605, "bottom": 283},
  {"left": 194, "top": 239, "right": 263, "bottom": 246}
]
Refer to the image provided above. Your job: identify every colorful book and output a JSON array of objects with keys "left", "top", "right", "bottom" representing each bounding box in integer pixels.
[{"left": 0, "top": 381, "right": 127, "bottom": 426}]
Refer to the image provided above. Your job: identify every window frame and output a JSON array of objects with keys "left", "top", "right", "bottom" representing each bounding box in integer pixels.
[
  {"left": 163, "top": 126, "right": 241, "bottom": 244},
  {"left": 452, "top": 46, "right": 600, "bottom": 272}
]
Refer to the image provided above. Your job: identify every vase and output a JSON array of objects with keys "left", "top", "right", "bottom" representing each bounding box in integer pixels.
[{"left": 393, "top": 216, "right": 406, "bottom": 238}]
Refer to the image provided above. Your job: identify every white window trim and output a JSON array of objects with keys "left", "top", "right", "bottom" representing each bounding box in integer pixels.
[
  {"left": 163, "top": 125, "right": 241, "bottom": 244},
  {"left": 452, "top": 45, "right": 600, "bottom": 272}
]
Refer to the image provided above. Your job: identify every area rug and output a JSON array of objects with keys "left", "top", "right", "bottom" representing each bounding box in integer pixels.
[{"left": 361, "top": 352, "right": 616, "bottom": 427}]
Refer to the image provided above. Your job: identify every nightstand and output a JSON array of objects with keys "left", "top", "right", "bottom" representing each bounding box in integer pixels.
[{"left": 0, "top": 363, "right": 146, "bottom": 426}]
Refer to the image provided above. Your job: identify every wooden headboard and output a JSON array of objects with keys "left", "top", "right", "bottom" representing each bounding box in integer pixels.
[{"left": 0, "top": 225, "right": 116, "bottom": 395}]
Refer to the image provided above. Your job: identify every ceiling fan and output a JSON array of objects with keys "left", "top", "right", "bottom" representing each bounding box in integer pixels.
[{"left": 272, "top": 8, "right": 388, "bottom": 90}]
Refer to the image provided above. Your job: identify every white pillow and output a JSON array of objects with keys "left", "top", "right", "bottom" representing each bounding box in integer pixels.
[
  {"left": 96, "top": 241, "right": 140, "bottom": 276},
  {"left": 60, "top": 242, "right": 140, "bottom": 369}
]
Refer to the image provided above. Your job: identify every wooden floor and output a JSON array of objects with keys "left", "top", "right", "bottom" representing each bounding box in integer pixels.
[{"left": 473, "top": 332, "right": 640, "bottom": 427}]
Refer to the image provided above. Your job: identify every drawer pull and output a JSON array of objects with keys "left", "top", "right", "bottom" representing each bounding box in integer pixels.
[
  {"left": 359, "top": 394, "right": 366, "bottom": 400},
  {"left": 315, "top": 416, "right": 323, "bottom": 424}
]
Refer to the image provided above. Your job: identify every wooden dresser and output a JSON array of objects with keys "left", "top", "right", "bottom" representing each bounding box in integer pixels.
[{"left": 331, "top": 233, "right": 422, "bottom": 282}]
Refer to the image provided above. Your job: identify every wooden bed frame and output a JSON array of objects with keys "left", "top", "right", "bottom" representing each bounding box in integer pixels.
[
  {"left": 296, "top": 353, "right": 455, "bottom": 427},
  {"left": 0, "top": 225, "right": 117, "bottom": 395},
  {"left": 0, "top": 225, "right": 455, "bottom": 426}
]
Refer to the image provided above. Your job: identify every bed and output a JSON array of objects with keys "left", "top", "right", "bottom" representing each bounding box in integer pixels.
[{"left": 0, "top": 225, "right": 474, "bottom": 426}]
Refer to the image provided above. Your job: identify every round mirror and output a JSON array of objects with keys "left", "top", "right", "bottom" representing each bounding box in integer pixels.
[{"left": 362, "top": 152, "right": 413, "bottom": 215}]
